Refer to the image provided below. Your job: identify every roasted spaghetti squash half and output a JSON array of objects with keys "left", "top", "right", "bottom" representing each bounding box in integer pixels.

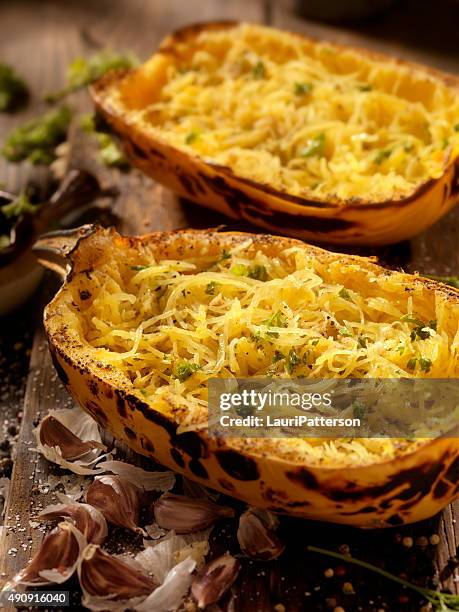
[
  {"left": 91, "top": 22, "right": 459, "bottom": 245},
  {"left": 40, "top": 226, "right": 459, "bottom": 527}
]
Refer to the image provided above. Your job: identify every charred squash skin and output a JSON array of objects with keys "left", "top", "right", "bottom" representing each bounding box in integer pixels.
[
  {"left": 42, "top": 227, "right": 459, "bottom": 527},
  {"left": 90, "top": 22, "right": 459, "bottom": 246}
]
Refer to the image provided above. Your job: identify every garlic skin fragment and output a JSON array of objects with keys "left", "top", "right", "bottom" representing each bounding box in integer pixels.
[
  {"left": 237, "top": 508, "right": 285, "bottom": 561},
  {"left": 38, "top": 500, "right": 108, "bottom": 544},
  {"left": 99, "top": 459, "right": 175, "bottom": 492},
  {"left": 154, "top": 493, "right": 235, "bottom": 534},
  {"left": 12, "top": 522, "right": 86, "bottom": 586},
  {"left": 78, "top": 544, "right": 157, "bottom": 610},
  {"left": 33, "top": 408, "right": 108, "bottom": 475},
  {"left": 135, "top": 556, "right": 196, "bottom": 612},
  {"left": 191, "top": 553, "right": 240, "bottom": 609},
  {"left": 86, "top": 474, "right": 144, "bottom": 534}
]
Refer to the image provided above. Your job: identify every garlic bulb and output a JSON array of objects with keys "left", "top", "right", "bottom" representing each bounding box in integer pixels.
[
  {"left": 38, "top": 500, "right": 108, "bottom": 544},
  {"left": 86, "top": 474, "right": 143, "bottom": 534},
  {"left": 154, "top": 493, "right": 235, "bottom": 534},
  {"left": 237, "top": 508, "right": 285, "bottom": 560}
]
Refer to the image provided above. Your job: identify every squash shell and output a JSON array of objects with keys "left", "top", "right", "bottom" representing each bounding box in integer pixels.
[
  {"left": 43, "top": 226, "right": 459, "bottom": 527},
  {"left": 91, "top": 22, "right": 459, "bottom": 246}
]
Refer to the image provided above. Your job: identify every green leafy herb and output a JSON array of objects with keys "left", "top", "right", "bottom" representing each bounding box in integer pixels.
[
  {"left": 307, "top": 545, "right": 459, "bottom": 612},
  {"left": 357, "top": 336, "right": 368, "bottom": 349},
  {"left": 311, "top": 338, "right": 320, "bottom": 347},
  {"left": 1, "top": 192, "right": 37, "bottom": 219},
  {"left": 396, "top": 343, "right": 405, "bottom": 355},
  {"left": 205, "top": 281, "right": 217, "bottom": 295},
  {"left": 272, "top": 351, "right": 285, "bottom": 363},
  {"left": 294, "top": 82, "right": 313, "bottom": 95},
  {"left": 401, "top": 314, "right": 436, "bottom": 341},
  {"left": 81, "top": 112, "right": 127, "bottom": 168},
  {"left": 300, "top": 133, "right": 326, "bottom": 158},
  {"left": 231, "top": 263, "right": 248, "bottom": 276},
  {"left": 374, "top": 149, "right": 392, "bottom": 165},
  {"left": 247, "top": 265, "right": 268, "bottom": 281},
  {"left": 358, "top": 83, "right": 372, "bottom": 92},
  {"left": 218, "top": 249, "right": 231, "bottom": 262},
  {"left": 352, "top": 401, "right": 366, "bottom": 420},
  {"left": 263, "top": 310, "right": 287, "bottom": 328},
  {"left": 252, "top": 61, "right": 265, "bottom": 79},
  {"left": 0, "top": 235, "right": 10, "bottom": 249},
  {"left": 286, "top": 349, "right": 301, "bottom": 374},
  {"left": 339, "top": 327, "right": 353, "bottom": 337},
  {"left": 338, "top": 287, "right": 351, "bottom": 300},
  {"left": 424, "top": 274, "right": 459, "bottom": 289},
  {"left": 185, "top": 130, "right": 199, "bottom": 145},
  {"left": 442, "top": 137, "right": 449, "bottom": 150},
  {"left": 407, "top": 357, "right": 417, "bottom": 370},
  {"left": 46, "top": 49, "right": 139, "bottom": 102},
  {"left": 174, "top": 361, "right": 201, "bottom": 382},
  {"left": 130, "top": 265, "right": 149, "bottom": 271},
  {"left": 0, "top": 63, "right": 29, "bottom": 111},
  {"left": 454, "top": 123, "right": 459, "bottom": 132},
  {"left": 419, "top": 356, "right": 432, "bottom": 373},
  {"left": 2, "top": 106, "right": 71, "bottom": 164}
]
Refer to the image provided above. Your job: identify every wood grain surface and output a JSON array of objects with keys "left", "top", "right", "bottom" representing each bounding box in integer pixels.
[{"left": 0, "top": 1, "right": 458, "bottom": 610}]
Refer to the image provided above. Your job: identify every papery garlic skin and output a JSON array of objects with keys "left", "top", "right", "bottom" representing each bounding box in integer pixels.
[
  {"left": 154, "top": 493, "right": 234, "bottom": 534},
  {"left": 237, "top": 508, "right": 285, "bottom": 561},
  {"left": 191, "top": 553, "right": 240, "bottom": 608},
  {"left": 12, "top": 522, "right": 86, "bottom": 586},
  {"left": 38, "top": 500, "right": 108, "bottom": 544},
  {"left": 86, "top": 474, "right": 143, "bottom": 534}
]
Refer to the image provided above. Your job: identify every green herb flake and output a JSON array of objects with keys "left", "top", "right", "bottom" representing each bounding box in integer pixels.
[
  {"left": 454, "top": 123, "right": 459, "bottom": 132},
  {"left": 424, "top": 274, "right": 459, "bottom": 289},
  {"left": 407, "top": 357, "right": 417, "bottom": 371},
  {"left": 352, "top": 401, "right": 366, "bottom": 420},
  {"left": 358, "top": 84, "right": 372, "bottom": 92},
  {"left": 130, "top": 265, "right": 149, "bottom": 271},
  {"left": 300, "top": 133, "right": 326, "bottom": 158},
  {"left": 442, "top": 137, "right": 449, "bottom": 150},
  {"left": 0, "top": 63, "right": 29, "bottom": 112},
  {"left": 218, "top": 249, "right": 231, "bottom": 262},
  {"left": 374, "top": 149, "right": 392, "bottom": 165},
  {"left": 0, "top": 235, "right": 10, "bottom": 249},
  {"left": 263, "top": 310, "right": 287, "bottom": 328},
  {"left": 338, "top": 287, "right": 351, "bottom": 301},
  {"left": 357, "top": 336, "right": 368, "bottom": 349},
  {"left": 294, "top": 82, "right": 313, "bottom": 96},
  {"left": 174, "top": 361, "right": 201, "bottom": 382},
  {"left": 81, "top": 113, "right": 127, "bottom": 168},
  {"left": 311, "top": 338, "right": 320, "bottom": 347},
  {"left": 339, "top": 327, "right": 353, "bottom": 337},
  {"left": 272, "top": 350, "right": 285, "bottom": 363},
  {"left": 286, "top": 349, "right": 301, "bottom": 374},
  {"left": 252, "top": 60, "right": 265, "bottom": 79},
  {"left": 230, "top": 263, "right": 248, "bottom": 277},
  {"left": 419, "top": 356, "right": 432, "bottom": 373},
  {"left": 46, "top": 50, "right": 139, "bottom": 102},
  {"left": 205, "top": 281, "right": 217, "bottom": 295},
  {"left": 1, "top": 192, "right": 37, "bottom": 219},
  {"left": 247, "top": 265, "right": 268, "bottom": 281},
  {"left": 185, "top": 130, "right": 199, "bottom": 145},
  {"left": 2, "top": 106, "right": 71, "bottom": 165},
  {"left": 402, "top": 314, "right": 436, "bottom": 341}
]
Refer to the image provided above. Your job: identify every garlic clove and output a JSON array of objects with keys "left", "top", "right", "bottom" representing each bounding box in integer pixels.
[
  {"left": 39, "top": 414, "right": 105, "bottom": 460},
  {"left": 237, "top": 508, "right": 285, "bottom": 561},
  {"left": 191, "top": 553, "right": 240, "bottom": 608},
  {"left": 78, "top": 544, "right": 157, "bottom": 602},
  {"left": 154, "top": 493, "right": 235, "bottom": 534},
  {"left": 86, "top": 474, "right": 143, "bottom": 534},
  {"left": 12, "top": 522, "right": 86, "bottom": 586},
  {"left": 38, "top": 500, "right": 108, "bottom": 544}
]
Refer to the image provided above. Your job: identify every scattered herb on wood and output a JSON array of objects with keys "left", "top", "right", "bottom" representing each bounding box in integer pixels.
[{"left": 0, "top": 63, "right": 29, "bottom": 111}]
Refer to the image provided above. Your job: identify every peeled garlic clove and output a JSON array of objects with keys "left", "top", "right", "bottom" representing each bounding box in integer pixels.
[
  {"left": 86, "top": 474, "right": 143, "bottom": 534},
  {"left": 154, "top": 493, "right": 235, "bottom": 534},
  {"left": 38, "top": 501, "right": 108, "bottom": 544},
  {"left": 39, "top": 414, "right": 104, "bottom": 460},
  {"left": 12, "top": 522, "right": 85, "bottom": 586},
  {"left": 237, "top": 509, "right": 285, "bottom": 561},
  {"left": 79, "top": 545, "right": 157, "bottom": 602},
  {"left": 191, "top": 553, "right": 240, "bottom": 608}
]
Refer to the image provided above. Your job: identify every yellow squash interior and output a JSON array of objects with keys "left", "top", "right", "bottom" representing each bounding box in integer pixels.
[
  {"left": 57, "top": 231, "right": 459, "bottom": 468},
  {"left": 114, "top": 23, "right": 459, "bottom": 203}
]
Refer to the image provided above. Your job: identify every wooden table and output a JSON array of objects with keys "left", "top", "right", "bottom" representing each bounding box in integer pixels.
[{"left": 0, "top": 1, "right": 458, "bottom": 610}]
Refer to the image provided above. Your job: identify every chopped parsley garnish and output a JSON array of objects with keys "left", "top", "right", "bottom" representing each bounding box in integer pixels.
[
  {"left": 218, "top": 249, "right": 231, "bottom": 262},
  {"left": 130, "top": 265, "right": 149, "bottom": 271},
  {"left": 401, "top": 315, "right": 436, "bottom": 340},
  {"left": 294, "top": 82, "right": 313, "bottom": 95},
  {"left": 357, "top": 336, "right": 368, "bottom": 349},
  {"left": 424, "top": 274, "right": 459, "bottom": 289},
  {"left": 374, "top": 149, "right": 392, "bottom": 165},
  {"left": 247, "top": 265, "right": 268, "bottom": 281},
  {"left": 339, "top": 327, "right": 353, "bottom": 337},
  {"left": 286, "top": 349, "right": 301, "bottom": 374},
  {"left": 442, "top": 137, "right": 449, "bottom": 150},
  {"left": 81, "top": 113, "right": 127, "bottom": 168},
  {"left": 407, "top": 357, "right": 417, "bottom": 371},
  {"left": 185, "top": 130, "right": 199, "bottom": 145},
  {"left": 419, "top": 356, "right": 432, "bottom": 373},
  {"left": 338, "top": 287, "right": 351, "bottom": 300},
  {"left": 230, "top": 263, "right": 248, "bottom": 276},
  {"left": 174, "top": 361, "right": 201, "bottom": 382},
  {"left": 311, "top": 338, "right": 320, "bottom": 346},
  {"left": 272, "top": 350, "right": 285, "bottom": 363},
  {"left": 358, "top": 84, "right": 372, "bottom": 92},
  {"left": 455, "top": 123, "right": 459, "bottom": 132},
  {"left": 0, "top": 63, "right": 29, "bottom": 112},
  {"left": 263, "top": 310, "right": 287, "bottom": 328},
  {"left": 300, "top": 133, "right": 326, "bottom": 158},
  {"left": 352, "top": 401, "right": 366, "bottom": 420},
  {"left": 46, "top": 49, "right": 139, "bottom": 102},
  {"left": 252, "top": 61, "right": 265, "bottom": 79},
  {"left": 205, "top": 281, "right": 217, "bottom": 295},
  {"left": 2, "top": 106, "right": 71, "bottom": 164},
  {"left": 1, "top": 192, "right": 37, "bottom": 218}
]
